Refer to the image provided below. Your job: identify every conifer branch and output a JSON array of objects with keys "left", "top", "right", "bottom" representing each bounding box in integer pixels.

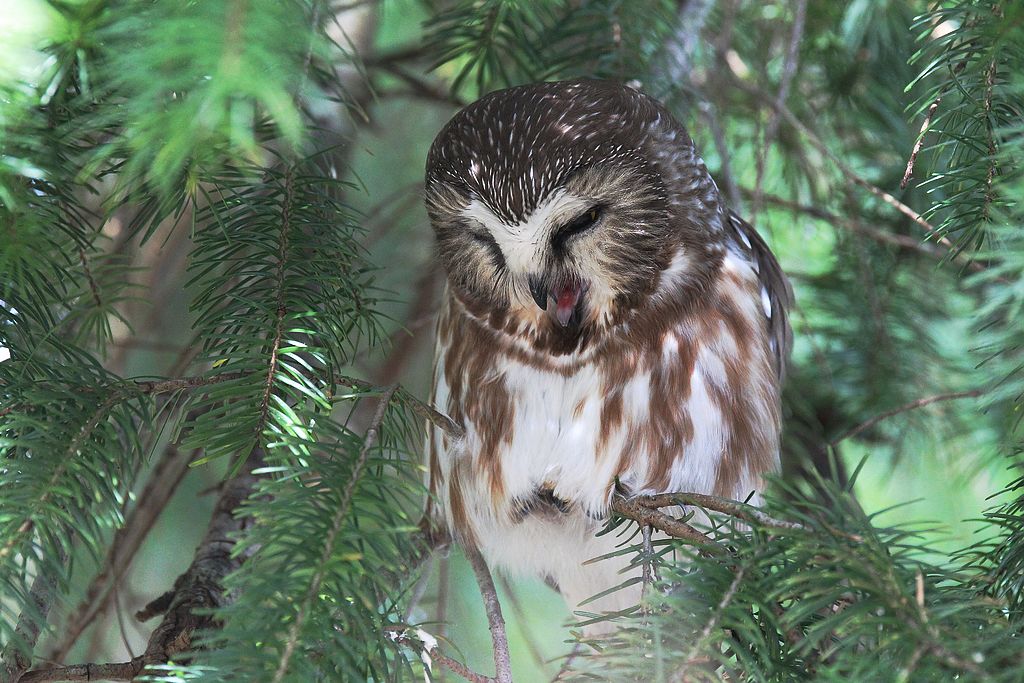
[
  {"left": 675, "top": 563, "right": 747, "bottom": 680},
  {"left": 17, "top": 449, "right": 262, "bottom": 683},
  {"left": 1, "top": 547, "right": 69, "bottom": 683},
  {"left": 730, "top": 78, "right": 964, "bottom": 255},
  {"left": 271, "top": 385, "right": 397, "bottom": 683},
  {"left": 46, "top": 444, "right": 197, "bottom": 663}
]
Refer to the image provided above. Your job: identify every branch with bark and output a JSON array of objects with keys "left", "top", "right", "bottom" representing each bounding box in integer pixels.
[{"left": 18, "top": 450, "right": 264, "bottom": 683}]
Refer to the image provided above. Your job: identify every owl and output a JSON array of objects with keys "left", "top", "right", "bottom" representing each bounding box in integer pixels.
[{"left": 423, "top": 80, "right": 792, "bottom": 624}]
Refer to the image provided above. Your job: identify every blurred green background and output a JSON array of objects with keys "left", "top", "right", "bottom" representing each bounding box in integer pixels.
[{"left": 3, "top": 0, "right": 1017, "bottom": 679}]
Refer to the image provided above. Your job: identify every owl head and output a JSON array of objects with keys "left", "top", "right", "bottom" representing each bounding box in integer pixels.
[{"left": 424, "top": 79, "right": 725, "bottom": 353}]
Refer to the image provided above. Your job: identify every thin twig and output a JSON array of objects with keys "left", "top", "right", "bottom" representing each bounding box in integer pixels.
[
  {"left": 755, "top": 0, "right": 807, "bottom": 215},
  {"left": 131, "top": 372, "right": 247, "bottom": 394},
  {"left": 831, "top": 389, "right": 984, "bottom": 445},
  {"left": 730, "top": 78, "right": 959, "bottom": 253},
  {"left": 390, "top": 627, "right": 495, "bottom": 683},
  {"left": 634, "top": 492, "right": 863, "bottom": 543},
  {"left": 464, "top": 546, "right": 513, "bottom": 683},
  {"left": 76, "top": 244, "right": 103, "bottom": 310},
  {"left": 551, "top": 643, "right": 583, "bottom": 682},
  {"left": 742, "top": 187, "right": 954, "bottom": 261},
  {"left": 982, "top": 58, "right": 998, "bottom": 225},
  {"left": 271, "top": 385, "right": 397, "bottom": 683},
  {"left": 675, "top": 564, "right": 747, "bottom": 681},
  {"left": 636, "top": 493, "right": 803, "bottom": 532},
  {"left": 610, "top": 495, "right": 724, "bottom": 552},
  {"left": 699, "top": 101, "right": 742, "bottom": 211},
  {"left": 901, "top": 60, "right": 966, "bottom": 189},
  {"left": 901, "top": 97, "right": 943, "bottom": 189}
]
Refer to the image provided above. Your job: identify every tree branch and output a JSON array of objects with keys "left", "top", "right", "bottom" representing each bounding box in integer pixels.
[
  {"left": 2, "top": 547, "right": 69, "bottom": 683},
  {"left": 390, "top": 627, "right": 496, "bottom": 683},
  {"left": 20, "top": 450, "right": 265, "bottom": 683},
  {"left": 730, "top": 78, "right": 959, "bottom": 252},
  {"left": 831, "top": 389, "right": 985, "bottom": 445},
  {"left": 610, "top": 495, "right": 724, "bottom": 553},
  {"left": 464, "top": 546, "right": 513, "bottom": 683},
  {"left": 270, "top": 385, "right": 397, "bottom": 683},
  {"left": 132, "top": 371, "right": 465, "bottom": 440},
  {"left": 46, "top": 443, "right": 197, "bottom": 663}
]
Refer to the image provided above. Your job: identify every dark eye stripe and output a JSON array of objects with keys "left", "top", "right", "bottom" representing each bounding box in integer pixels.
[
  {"left": 470, "top": 230, "right": 506, "bottom": 270},
  {"left": 552, "top": 205, "right": 603, "bottom": 254}
]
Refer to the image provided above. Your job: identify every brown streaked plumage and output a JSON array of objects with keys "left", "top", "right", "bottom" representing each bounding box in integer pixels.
[{"left": 423, "top": 79, "right": 792, "bottom": 629}]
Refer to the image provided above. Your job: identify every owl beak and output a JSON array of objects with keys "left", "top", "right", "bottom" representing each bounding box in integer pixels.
[
  {"left": 527, "top": 275, "right": 585, "bottom": 327},
  {"left": 528, "top": 276, "right": 548, "bottom": 310}
]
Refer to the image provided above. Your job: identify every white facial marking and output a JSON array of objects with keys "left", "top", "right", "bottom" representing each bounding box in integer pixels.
[{"left": 461, "top": 191, "right": 591, "bottom": 274}]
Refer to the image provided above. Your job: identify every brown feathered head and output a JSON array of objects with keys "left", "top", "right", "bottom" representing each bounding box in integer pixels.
[{"left": 424, "top": 79, "right": 729, "bottom": 354}]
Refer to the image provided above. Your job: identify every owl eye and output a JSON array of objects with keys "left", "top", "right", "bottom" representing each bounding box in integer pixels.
[
  {"left": 469, "top": 230, "right": 506, "bottom": 270},
  {"left": 552, "top": 205, "right": 603, "bottom": 253}
]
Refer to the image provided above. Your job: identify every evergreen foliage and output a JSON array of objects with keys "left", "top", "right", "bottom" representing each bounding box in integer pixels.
[{"left": 1, "top": 0, "right": 1022, "bottom": 681}]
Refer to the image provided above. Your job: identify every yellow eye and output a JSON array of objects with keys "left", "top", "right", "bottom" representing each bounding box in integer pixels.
[{"left": 588, "top": 209, "right": 598, "bottom": 222}]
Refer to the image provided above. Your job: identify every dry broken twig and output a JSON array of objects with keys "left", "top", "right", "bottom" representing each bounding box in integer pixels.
[{"left": 389, "top": 626, "right": 496, "bottom": 683}]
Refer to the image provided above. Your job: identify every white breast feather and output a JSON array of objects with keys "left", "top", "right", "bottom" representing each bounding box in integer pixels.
[{"left": 430, "top": 252, "right": 777, "bottom": 621}]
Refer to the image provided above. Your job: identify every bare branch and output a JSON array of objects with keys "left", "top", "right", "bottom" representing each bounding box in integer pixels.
[
  {"left": 464, "top": 546, "right": 513, "bottom": 683},
  {"left": 755, "top": 0, "right": 808, "bottom": 215},
  {"left": 2, "top": 547, "right": 69, "bottom": 683},
  {"left": 610, "top": 495, "right": 724, "bottom": 553},
  {"left": 637, "top": 492, "right": 805, "bottom": 533},
  {"left": 730, "top": 78, "right": 962, "bottom": 255},
  {"left": 624, "top": 492, "right": 864, "bottom": 544},
  {"left": 390, "top": 627, "right": 496, "bottom": 683},
  {"left": 742, "top": 188, "right": 951, "bottom": 258}
]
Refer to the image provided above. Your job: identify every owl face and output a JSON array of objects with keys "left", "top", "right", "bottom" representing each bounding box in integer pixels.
[{"left": 425, "top": 80, "right": 719, "bottom": 349}]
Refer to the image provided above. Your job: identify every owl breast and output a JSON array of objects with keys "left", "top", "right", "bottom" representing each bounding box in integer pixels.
[{"left": 426, "top": 251, "right": 781, "bottom": 592}]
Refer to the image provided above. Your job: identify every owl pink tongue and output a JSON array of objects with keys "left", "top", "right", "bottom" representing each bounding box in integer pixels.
[{"left": 552, "top": 283, "right": 582, "bottom": 327}]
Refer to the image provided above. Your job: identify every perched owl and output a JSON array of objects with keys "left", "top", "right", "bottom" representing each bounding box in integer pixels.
[{"left": 423, "top": 80, "right": 792, "bottom": 623}]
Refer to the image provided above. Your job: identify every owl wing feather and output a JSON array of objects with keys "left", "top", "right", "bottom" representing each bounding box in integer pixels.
[{"left": 723, "top": 209, "right": 794, "bottom": 379}]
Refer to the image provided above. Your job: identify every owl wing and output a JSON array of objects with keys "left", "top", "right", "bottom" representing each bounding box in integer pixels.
[{"left": 723, "top": 209, "right": 794, "bottom": 379}]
